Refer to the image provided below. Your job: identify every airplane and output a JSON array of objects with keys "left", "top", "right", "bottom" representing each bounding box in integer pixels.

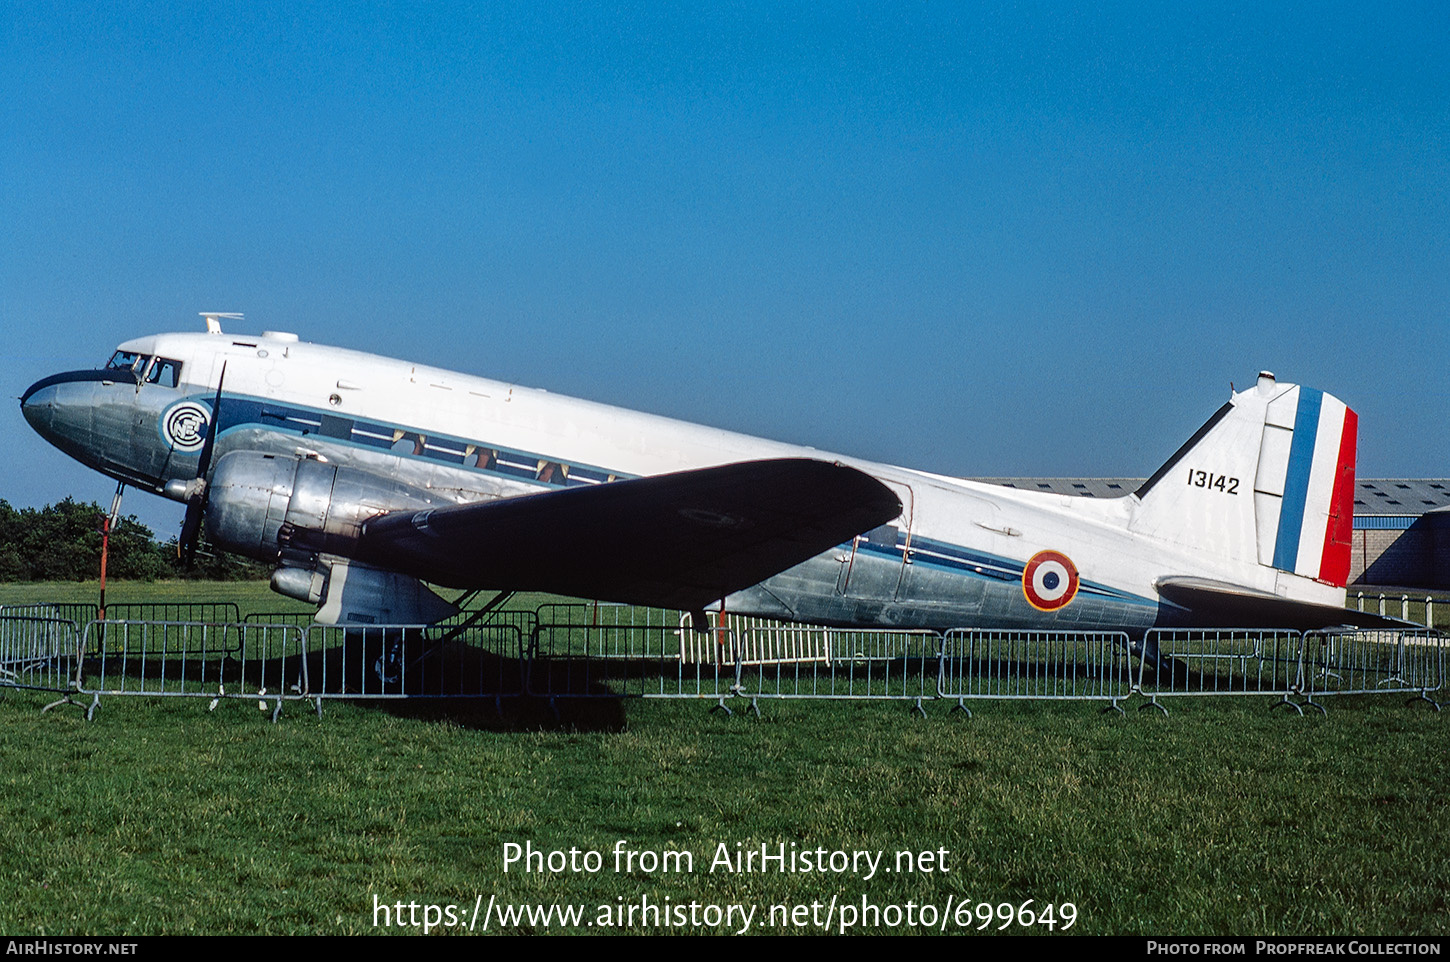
[{"left": 19, "top": 313, "right": 1400, "bottom": 634}]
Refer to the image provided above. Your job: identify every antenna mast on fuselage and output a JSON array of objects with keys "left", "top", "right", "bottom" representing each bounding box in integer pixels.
[{"left": 200, "top": 312, "right": 244, "bottom": 334}]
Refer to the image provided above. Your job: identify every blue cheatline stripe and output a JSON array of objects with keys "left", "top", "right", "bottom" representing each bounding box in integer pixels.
[
  {"left": 851, "top": 536, "right": 1157, "bottom": 607},
  {"left": 1272, "top": 387, "right": 1323, "bottom": 572},
  {"left": 207, "top": 393, "right": 632, "bottom": 489}
]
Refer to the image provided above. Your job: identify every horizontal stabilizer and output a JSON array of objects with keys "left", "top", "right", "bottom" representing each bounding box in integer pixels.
[
  {"left": 1155, "top": 577, "right": 1416, "bottom": 631},
  {"left": 357, "top": 458, "right": 901, "bottom": 612}
]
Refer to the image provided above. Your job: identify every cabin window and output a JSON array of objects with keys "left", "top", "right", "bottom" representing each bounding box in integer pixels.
[
  {"left": 145, "top": 357, "right": 182, "bottom": 388},
  {"left": 319, "top": 415, "right": 353, "bottom": 440},
  {"left": 865, "top": 524, "right": 899, "bottom": 547}
]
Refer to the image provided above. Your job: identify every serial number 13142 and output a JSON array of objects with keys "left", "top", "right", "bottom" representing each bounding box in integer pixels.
[{"left": 1187, "top": 469, "right": 1239, "bottom": 494}]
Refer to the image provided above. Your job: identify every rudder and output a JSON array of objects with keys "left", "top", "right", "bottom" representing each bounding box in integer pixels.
[{"left": 1259, "top": 386, "right": 1357, "bottom": 586}]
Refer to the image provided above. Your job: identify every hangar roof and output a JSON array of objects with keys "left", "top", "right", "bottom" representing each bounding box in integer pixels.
[
  {"left": 1352, "top": 479, "right": 1450, "bottom": 514},
  {"left": 971, "top": 478, "right": 1450, "bottom": 517}
]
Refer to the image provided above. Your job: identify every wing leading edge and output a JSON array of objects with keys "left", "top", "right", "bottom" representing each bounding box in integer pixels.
[{"left": 356, "top": 458, "right": 902, "bottom": 612}]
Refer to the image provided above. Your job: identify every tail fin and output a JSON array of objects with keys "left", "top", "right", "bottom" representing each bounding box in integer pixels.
[{"left": 1130, "top": 373, "right": 1357, "bottom": 587}]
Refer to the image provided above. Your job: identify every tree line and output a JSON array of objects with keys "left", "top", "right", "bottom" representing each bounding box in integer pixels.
[{"left": 0, "top": 499, "right": 268, "bottom": 581}]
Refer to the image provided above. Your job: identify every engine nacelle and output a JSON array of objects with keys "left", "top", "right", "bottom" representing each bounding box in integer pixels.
[
  {"left": 206, "top": 451, "right": 444, "bottom": 563},
  {"left": 270, "top": 558, "right": 459, "bottom": 625}
]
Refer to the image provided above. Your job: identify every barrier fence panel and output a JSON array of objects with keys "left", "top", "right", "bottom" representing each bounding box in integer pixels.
[
  {"left": 2, "top": 603, "right": 244, "bottom": 623},
  {"left": 244, "top": 611, "right": 316, "bottom": 628},
  {"left": 1, "top": 603, "right": 99, "bottom": 625},
  {"left": 0, "top": 616, "right": 80, "bottom": 694},
  {"left": 530, "top": 604, "right": 729, "bottom": 699},
  {"left": 938, "top": 630, "right": 1133, "bottom": 706},
  {"left": 1137, "top": 629, "right": 1303, "bottom": 704},
  {"left": 100, "top": 602, "right": 242, "bottom": 624},
  {"left": 441, "top": 605, "right": 538, "bottom": 639},
  {"left": 728, "top": 618, "right": 941, "bottom": 703},
  {"left": 683, "top": 616, "right": 832, "bottom": 670},
  {"left": 77, "top": 621, "right": 308, "bottom": 711},
  {"left": 304, "top": 623, "right": 525, "bottom": 700},
  {"left": 10, "top": 594, "right": 1445, "bottom": 718},
  {"left": 1352, "top": 593, "right": 1447, "bottom": 630},
  {"left": 1299, "top": 629, "right": 1445, "bottom": 706}
]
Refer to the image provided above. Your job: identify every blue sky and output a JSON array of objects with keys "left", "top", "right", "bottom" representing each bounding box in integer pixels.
[{"left": 3, "top": 2, "right": 1447, "bottom": 539}]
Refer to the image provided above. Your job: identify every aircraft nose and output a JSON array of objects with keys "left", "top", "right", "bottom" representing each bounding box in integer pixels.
[
  {"left": 18, "top": 370, "right": 116, "bottom": 451},
  {"left": 20, "top": 367, "right": 163, "bottom": 487},
  {"left": 19, "top": 377, "right": 58, "bottom": 434}
]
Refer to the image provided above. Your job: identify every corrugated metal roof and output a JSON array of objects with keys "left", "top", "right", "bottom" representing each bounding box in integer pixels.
[
  {"left": 969, "top": 478, "right": 1142, "bottom": 499},
  {"left": 1351, "top": 479, "right": 1450, "bottom": 513},
  {"left": 969, "top": 478, "right": 1450, "bottom": 516}
]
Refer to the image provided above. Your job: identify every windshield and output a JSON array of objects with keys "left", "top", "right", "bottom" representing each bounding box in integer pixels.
[
  {"left": 104, "top": 351, "right": 181, "bottom": 387},
  {"left": 106, "top": 351, "right": 148, "bottom": 372}
]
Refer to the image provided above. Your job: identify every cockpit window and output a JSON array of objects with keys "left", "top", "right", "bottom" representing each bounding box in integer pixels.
[
  {"left": 107, "top": 351, "right": 148, "bottom": 372},
  {"left": 145, "top": 357, "right": 182, "bottom": 388}
]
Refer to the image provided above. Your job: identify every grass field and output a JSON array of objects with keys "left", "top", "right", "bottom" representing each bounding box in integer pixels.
[{"left": 1, "top": 581, "right": 1446, "bottom": 936}]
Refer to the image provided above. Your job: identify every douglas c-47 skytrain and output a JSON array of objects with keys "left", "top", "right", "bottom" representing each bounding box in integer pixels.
[{"left": 20, "top": 314, "right": 1394, "bottom": 632}]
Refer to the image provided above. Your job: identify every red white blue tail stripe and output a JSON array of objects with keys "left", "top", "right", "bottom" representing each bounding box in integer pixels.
[{"left": 1269, "top": 388, "right": 1357, "bottom": 586}]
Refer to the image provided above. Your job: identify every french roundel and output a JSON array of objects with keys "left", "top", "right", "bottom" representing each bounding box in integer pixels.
[{"left": 1022, "top": 550, "right": 1079, "bottom": 611}]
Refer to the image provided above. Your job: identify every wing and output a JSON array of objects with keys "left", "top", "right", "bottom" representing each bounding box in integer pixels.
[
  {"left": 356, "top": 458, "right": 901, "bottom": 611},
  {"left": 1155, "top": 577, "right": 1416, "bottom": 630}
]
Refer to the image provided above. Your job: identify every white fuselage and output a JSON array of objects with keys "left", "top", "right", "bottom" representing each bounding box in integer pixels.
[{"left": 30, "top": 329, "right": 1349, "bottom": 630}]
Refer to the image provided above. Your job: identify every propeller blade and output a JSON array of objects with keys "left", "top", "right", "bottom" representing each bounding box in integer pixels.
[
  {"left": 179, "top": 363, "right": 226, "bottom": 565},
  {"left": 194, "top": 363, "right": 226, "bottom": 484},
  {"left": 179, "top": 498, "right": 204, "bottom": 564}
]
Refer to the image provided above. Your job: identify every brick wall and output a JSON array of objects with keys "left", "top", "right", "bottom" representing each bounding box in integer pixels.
[{"left": 1351, "top": 513, "right": 1450, "bottom": 589}]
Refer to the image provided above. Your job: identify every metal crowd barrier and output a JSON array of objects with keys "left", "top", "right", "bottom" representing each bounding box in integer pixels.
[
  {"left": 1135, "top": 629, "right": 1306, "bottom": 713},
  {"left": 529, "top": 604, "right": 731, "bottom": 701},
  {"left": 1, "top": 603, "right": 98, "bottom": 625},
  {"left": 244, "top": 610, "right": 316, "bottom": 628},
  {"left": 77, "top": 620, "right": 309, "bottom": 720},
  {"left": 3, "top": 604, "right": 1443, "bottom": 721},
  {"left": 444, "top": 605, "right": 537, "bottom": 638},
  {"left": 529, "top": 606, "right": 942, "bottom": 710},
  {"left": 0, "top": 615, "right": 80, "bottom": 694},
  {"left": 304, "top": 622, "right": 525, "bottom": 702},
  {"left": 939, "top": 630, "right": 1134, "bottom": 713},
  {"left": 101, "top": 602, "right": 242, "bottom": 623},
  {"left": 725, "top": 616, "right": 941, "bottom": 710},
  {"left": 1299, "top": 628, "right": 1446, "bottom": 710},
  {"left": 1352, "top": 592, "right": 1446, "bottom": 630},
  {"left": 1, "top": 602, "right": 243, "bottom": 624},
  {"left": 67, "top": 619, "right": 526, "bottom": 717}
]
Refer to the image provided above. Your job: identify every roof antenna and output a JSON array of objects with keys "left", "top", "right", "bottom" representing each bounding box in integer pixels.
[{"left": 200, "top": 312, "right": 244, "bottom": 334}]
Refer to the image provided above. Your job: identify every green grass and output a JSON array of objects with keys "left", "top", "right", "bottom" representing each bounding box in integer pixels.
[{"left": 1, "top": 581, "right": 1446, "bottom": 936}]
